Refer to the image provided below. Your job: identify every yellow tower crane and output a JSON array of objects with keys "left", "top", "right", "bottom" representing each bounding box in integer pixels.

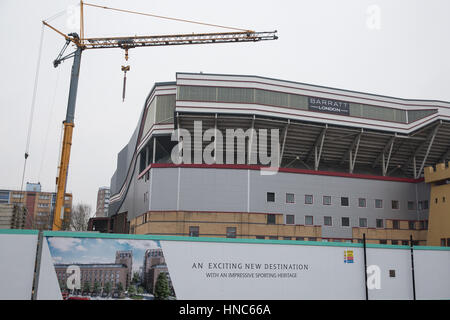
[{"left": 44, "top": 1, "right": 278, "bottom": 231}]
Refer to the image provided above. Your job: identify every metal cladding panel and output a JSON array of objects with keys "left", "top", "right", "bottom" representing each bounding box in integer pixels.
[
  {"left": 248, "top": 170, "right": 428, "bottom": 228},
  {"left": 116, "top": 145, "right": 129, "bottom": 192},
  {"left": 178, "top": 168, "right": 248, "bottom": 212},
  {"left": 110, "top": 170, "right": 117, "bottom": 195},
  {"left": 149, "top": 168, "right": 179, "bottom": 211}
]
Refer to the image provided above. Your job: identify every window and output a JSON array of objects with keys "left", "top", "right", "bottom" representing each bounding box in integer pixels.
[
  {"left": 359, "top": 218, "right": 368, "bottom": 228},
  {"left": 267, "top": 214, "right": 276, "bottom": 225},
  {"left": 418, "top": 201, "right": 423, "bottom": 210},
  {"left": 375, "top": 199, "right": 383, "bottom": 208},
  {"left": 391, "top": 200, "right": 399, "bottom": 210},
  {"left": 267, "top": 192, "right": 275, "bottom": 202},
  {"left": 389, "top": 270, "right": 396, "bottom": 277},
  {"left": 305, "top": 215, "right": 313, "bottom": 225},
  {"left": 283, "top": 237, "right": 292, "bottom": 240},
  {"left": 308, "top": 237, "right": 317, "bottom": 241},
  {"left": 256, "top": 236, "right": 265, "bottom": 240},
  {"left": 341, "top": 217, "right": 350, "bottom": 227},
  {"left": 324, "top": 216, "right": 332, "bottom": 226},
  {"left": 376, "top": 219, "right": 384, "bottom": 228},
  {"left": 358, "top": 198, "right": 366, "bottom": 208},
  {"left": 441, "top": 238, "right": 446, "bottom": 247},
  {"left": 296, "top": 237, "right": 305, "bottom": 241},
  {"left": 286, "top": 215, "right": 295, "bottom": 225},
  {"left": 408, "top": 221, "right": 415, "bottom": 230},
  {"left": 226, "top": 227, "right": 236, "bottom": 238},
  {"left": 0, "top": 191, "right": 10, "bottom": 204},
  {"left": 407, "top": 201, "right": 415, "bottom": 210},
  {"left": 323, "top": 195, "right": 331, "bottom": 205},
  {"left": 286, "top": 193, "right": 295, "bottom": 204},
  {"left": 379, "top": 240, "right": 387, "bottom": 245},
  {"left": 305, "top": 195, "right": 313, "bottom": 204},
  {"left": 391, "top": 240, "right": 398, "bottom": 245},
  {"left": 268, "top": 236, "right": 278, "bottom": 240},
  {"left": 189, "top": 226, "right": 199, "bottom": 237},
  {"left": 341, "top": 197, "right": 349, "bottom": 206},
  {"left": 392, "top": 220, "right": 400, "bottom": 229},
  {"left": 423, "top": 200, "right": 429, "bottom": 210}
]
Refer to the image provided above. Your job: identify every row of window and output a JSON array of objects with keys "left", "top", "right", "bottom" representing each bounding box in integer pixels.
[
  {"left": 187, "top": 219, "right": 427, "bottom": 239},
  {"left": 267, "top": 192, "right": 429, "bottom": 210}
]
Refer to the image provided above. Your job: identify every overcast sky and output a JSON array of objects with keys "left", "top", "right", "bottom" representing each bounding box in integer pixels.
[{"left": 0, "top": 0, "right": 449, "bottom": 214}]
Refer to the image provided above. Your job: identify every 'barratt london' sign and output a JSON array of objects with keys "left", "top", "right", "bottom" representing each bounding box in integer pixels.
[{"left": 308, "top": 97, "right": 350, "bottom": 116}]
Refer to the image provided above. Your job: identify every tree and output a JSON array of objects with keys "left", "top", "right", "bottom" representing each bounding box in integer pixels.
[
  {"left": 93, "top": 281, "right": 100, "bottom": 294},
  {"left": 117, "top": 282, "right": 124, "bottom": 294},
  {"left": 132, "top": 272, "right": 140, "bottom": 285},
  {"left": 137, "top": 286, "right": 144, "bottom": 295},
  {"left": 70, "top": 203, "right": 92, "bottom": 231},
  {"left": 154, "top": 273, "right": 170, "bottom": 300},
  {"left": 82, "top": 281, "right": 91, "bottom": 293},
  {"left": 128, "top": 285, "right": 136, "bottom": 296},
  {"left": 104, "top": 282, "right": 112, "bottom": 296}
]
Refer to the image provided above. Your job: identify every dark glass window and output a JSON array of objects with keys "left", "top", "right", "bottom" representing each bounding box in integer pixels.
[
  {"left": 376, "top": 219, "right": 384, "bottom": 228},
  {"left": 358, "top": 198, "right": 366, "bottom": 208},
  {"left": 342, "top": 217, "right": 350, "bottom": 227},
  {"left": 267, "top": 192, "right": 275, "bottom": 202},
  {"left": 341, "top": 197, "right": 349, "bottom": 206},
  {"left": 226, "top": 227, "right": 236, "bottom": 238},
  {"left": 267, "top": 214, "right": 276, "bottom": 225},
  {"left": 286, "top": 193, "right": 295, "bottom": 203},
  {"left": 189, "top": 226, "right": 199, "bottom": 237},
  {"left": 286, "top": 215, "right": 295, "bottom": 225}
]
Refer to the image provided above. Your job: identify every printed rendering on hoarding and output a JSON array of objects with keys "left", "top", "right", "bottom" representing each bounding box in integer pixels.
[{"left": 46, "top": 237, "right": 176, "bottom": 300}]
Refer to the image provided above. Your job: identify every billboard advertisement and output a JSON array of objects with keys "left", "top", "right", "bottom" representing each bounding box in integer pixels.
[
  {"left": 0, "top": 230, "right": 448, "bottom": 300},
  {"left": 37, "top": 236, "right": 176, "bottom": 300}
]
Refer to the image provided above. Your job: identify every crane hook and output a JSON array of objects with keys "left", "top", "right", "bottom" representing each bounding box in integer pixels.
[{"left": 121, "top": 65, "right": 130, "bottom": 102}]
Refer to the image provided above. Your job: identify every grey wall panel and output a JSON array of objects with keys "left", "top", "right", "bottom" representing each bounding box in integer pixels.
[
  {"left": 116, "top": 145, "right": 129, "bottom": 191},
  {"left": 178, "top": 168, "right": 248, "bottom": 212},
  {"left": 110, "top": 171, "right": 117, "bottom": 195},
  {"left": 249, "top": 170, "right": 429, "bottom": 229},
  {"left": 149, "top": 168, "right": 179, "bottom": 211}
]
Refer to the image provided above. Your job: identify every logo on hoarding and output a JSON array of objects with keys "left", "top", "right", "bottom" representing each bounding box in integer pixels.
[
  {"left": 344, "top": 250, "right": 354, "bottom": 263},
  {"left": 308, "top": 97, "right": 350, "bottom": 116}
]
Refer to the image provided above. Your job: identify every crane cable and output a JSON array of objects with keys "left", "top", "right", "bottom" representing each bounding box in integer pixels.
[
  {"left": 20, "top": 24, "right": 45, "bottom": 193},
  {"left": 83, "top": 2, "right": 252, "bottom": 33},
  {"left": 37, "top": 68, "right": 61, "bottom": 183}
]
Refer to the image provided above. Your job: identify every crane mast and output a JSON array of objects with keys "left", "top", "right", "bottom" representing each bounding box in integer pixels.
[{"left": 46, "top": 2, "right": 277, "bottom": 230}]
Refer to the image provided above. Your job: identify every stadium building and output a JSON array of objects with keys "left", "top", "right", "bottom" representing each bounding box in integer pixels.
[{"left": 105, "top": 72, "right": 450, "bottom": 246}]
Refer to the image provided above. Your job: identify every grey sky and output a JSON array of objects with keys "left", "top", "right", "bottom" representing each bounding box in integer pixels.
[{"left": 1, "top": 0, "right": 449, "bottom": 214}]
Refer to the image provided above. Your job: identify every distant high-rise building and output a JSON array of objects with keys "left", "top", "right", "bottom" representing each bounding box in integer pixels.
[
  {"left": 95, "top": 187, "right": 110, "bottom": 217},
  {"left": 0, "top": 183, "right": 72, "bottom": 230}
]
